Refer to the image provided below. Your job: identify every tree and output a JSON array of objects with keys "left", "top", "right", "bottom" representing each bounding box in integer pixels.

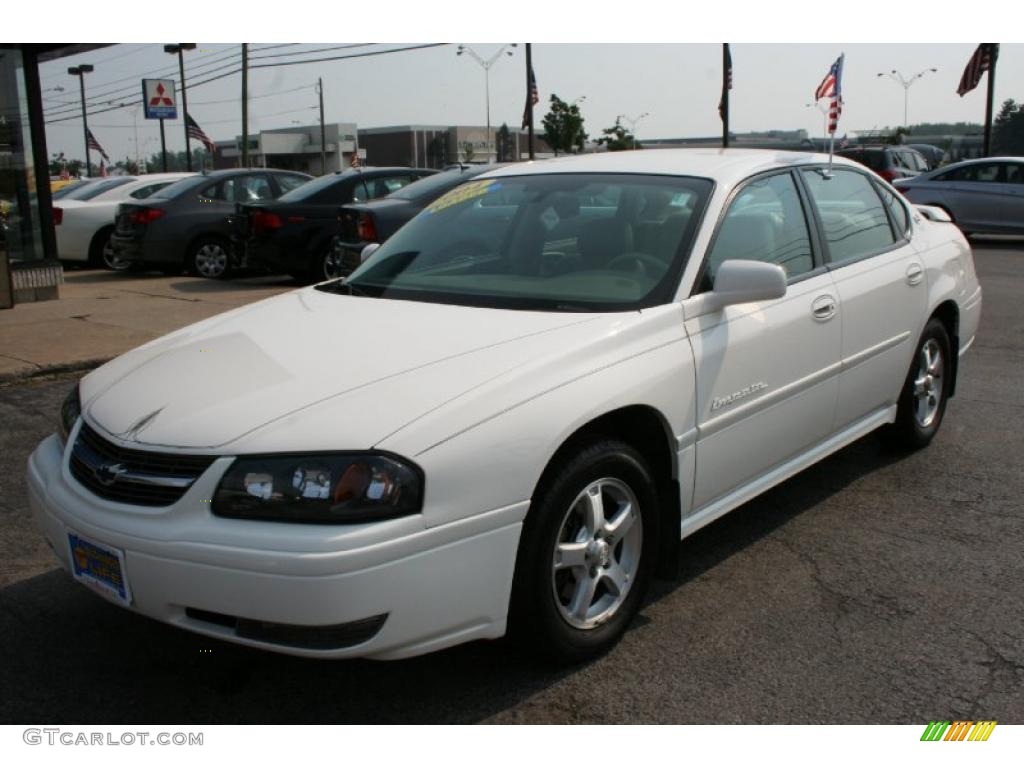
[
  {"left": 595, "top": 118, "right": 639, "bottom": 151},
  {"left": 541, "top": 94, "right": 587, "bottom": 156},
  {"left": 49, "top": 152, "right": 83, "bottom": 178},
  {"left": 993, "top": 99, "right": 1024, "bottom": 155}
]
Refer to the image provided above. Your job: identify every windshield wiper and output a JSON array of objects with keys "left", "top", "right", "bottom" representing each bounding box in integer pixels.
[{"left": 315, "top": 279, "right": 372, "bottom": 298}]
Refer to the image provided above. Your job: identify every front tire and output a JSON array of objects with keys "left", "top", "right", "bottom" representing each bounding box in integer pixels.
[
  {"left": 885, "top": 318, "right": 952, "bottom": 450},
  {"left": 189, "top": 237, "right": 233, "bottom": 280},
  {"left": 509, "top": 439, "right": 658, "bottom": 661}
]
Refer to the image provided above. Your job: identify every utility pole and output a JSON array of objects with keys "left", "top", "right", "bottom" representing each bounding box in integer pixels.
[
  {"left": 165, "top": 44, "right": 196, "bottom": 170},
  {"left": 241, "top": 43, "right": 249, "bottom": 168},
  {"left": 317, "top": 78, "right": 326, "bottom": 173},
  {"left": 67, "top": 64, "right": 94, "bottom": 177}
]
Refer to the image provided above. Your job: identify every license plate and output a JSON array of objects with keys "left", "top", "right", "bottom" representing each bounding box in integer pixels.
[{"left": 67, "top": 532, "right": 132, "bottom": 606}]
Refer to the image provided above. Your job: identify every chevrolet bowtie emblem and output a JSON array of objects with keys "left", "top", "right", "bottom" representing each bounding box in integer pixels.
[{"left": 95, "top": 462, "right": 128, "bottom": 486}]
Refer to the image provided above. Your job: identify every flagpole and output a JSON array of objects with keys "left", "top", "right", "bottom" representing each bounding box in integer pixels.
[
  {"left": 526, "top": 43, "right": 535, "bottom": 160},
  {"left": 983, "top": 44, "right": 998, "bottom": 156},
  {"left": 721, "top": 43, "right": 730, "bottom": 149}
]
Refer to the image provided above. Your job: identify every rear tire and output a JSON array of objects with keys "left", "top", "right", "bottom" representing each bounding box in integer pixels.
[
  {"left": 509, "top": 439, "right": 658, "bottom": 662},
  {"left": 883, "top": 318, "right": 952, "bottom": 451},
  {"left": 189, "top": 237, "right": 233, "bottom": 280},
  {"left": 89, "top": 227, "right": 127, "bottom": 270}
]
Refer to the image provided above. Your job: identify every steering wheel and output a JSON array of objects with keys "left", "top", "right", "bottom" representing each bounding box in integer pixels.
[{"left": 607, "top": 252, "right": 667, "bottom": 277}]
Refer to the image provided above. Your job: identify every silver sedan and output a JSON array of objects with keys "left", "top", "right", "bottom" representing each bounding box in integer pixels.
[{"left": 894, "top": 157, "right": 1024, "bottom": 235}]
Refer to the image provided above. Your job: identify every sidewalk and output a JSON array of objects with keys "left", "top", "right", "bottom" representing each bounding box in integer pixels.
[{"left": 0, "top": 269, "right": 297, "bottom": 382}]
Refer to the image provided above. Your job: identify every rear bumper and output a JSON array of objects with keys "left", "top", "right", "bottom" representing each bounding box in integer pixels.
[
  {"left": 110, "top": 235, "right": 181, "bottom": 265},
  {"left": 28, "top": 430, "right": 524, "bottom": 660}
]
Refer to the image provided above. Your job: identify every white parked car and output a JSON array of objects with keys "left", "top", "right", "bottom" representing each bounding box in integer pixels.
[
  {"left": 55, "top": 173, "right": 194, "bottom": 270},
  {"left": 29, "top": 150, "right": 981, "bottom": 661}
]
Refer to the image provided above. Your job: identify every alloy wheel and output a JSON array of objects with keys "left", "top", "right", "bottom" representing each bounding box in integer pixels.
[
  {"left": 194, "top": 243, "right": 228, "bottom": 278},
  {"left": 913, "top": 338, "right": 944, "bottom": 428},
  {"left": 322, "top": 249, "right": 345, "bottom": 281},
  {"left": 551, "top": 477, "right": 643, "bottom": 630},
  {"left": 102, "top": 238, "right": 131, "bottom": 271}
]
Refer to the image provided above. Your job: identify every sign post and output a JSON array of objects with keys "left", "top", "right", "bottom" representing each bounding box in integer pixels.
[{"left": 143, "top": 79, "right": 177, "bottom": 172}]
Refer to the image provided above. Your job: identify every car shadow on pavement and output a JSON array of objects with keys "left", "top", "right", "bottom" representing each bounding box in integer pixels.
[
  {"left": 167, "top": 274, "right": 301, "bottom": 293},
  {"left": 0, "top": 435, "right": 909, "bottom": 725}
]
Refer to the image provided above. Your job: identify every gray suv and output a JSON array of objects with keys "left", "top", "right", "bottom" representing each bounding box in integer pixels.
[{"left": 110, "top": 169, "right": 311, "bottom": 278}]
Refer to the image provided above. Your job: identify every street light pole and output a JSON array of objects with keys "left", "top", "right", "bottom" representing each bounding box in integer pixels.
[
  {"left": 165, "top": 44, "right": 196, "bottom": 170},
  {"left": 806, "top": 102, "right": 829, "bottom": 147},
  {"left": 457, "top": 44, "right": 516, "bottom": 162},
  {"left": 617, "top": 112, "right": 649, "bottom": 150},
  {"left": 877, "top": 68, "right": 937, "bottom": 129},
  {"left": 67, "top": 64, "right": 94, "bottom": 177}
]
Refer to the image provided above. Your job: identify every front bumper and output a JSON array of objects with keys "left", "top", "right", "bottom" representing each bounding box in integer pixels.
[{"left": 28, "top": 428, "right": 524, "bottom": 659}]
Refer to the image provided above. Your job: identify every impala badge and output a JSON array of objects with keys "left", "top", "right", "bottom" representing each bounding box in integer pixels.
[{"left": 711, "top": 382, "right": 768, "bottom": 412}]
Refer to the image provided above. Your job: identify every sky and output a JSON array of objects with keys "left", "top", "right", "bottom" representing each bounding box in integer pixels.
[{"left": 37, "top": 41, "right": 1024, "bottom": 165}]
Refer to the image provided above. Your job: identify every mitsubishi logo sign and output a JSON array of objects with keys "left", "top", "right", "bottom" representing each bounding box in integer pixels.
[{"left": 142, "top": 78, "right": 178, "bottom": 120}]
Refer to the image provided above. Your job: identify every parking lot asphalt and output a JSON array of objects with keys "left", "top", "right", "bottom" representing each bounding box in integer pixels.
[{"left": 0, "top": 242, "right": 1021, "bottom": 724}]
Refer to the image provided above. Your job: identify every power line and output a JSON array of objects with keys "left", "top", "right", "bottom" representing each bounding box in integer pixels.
[
  {"left": 248, "top": 43, "right": 378, "bottom": 61},
  {"left": 44, "top": 57, "right": 242, "bottom": 121},
  {"left": 248, "top": 43, "right": 450, "bottom": 70}
]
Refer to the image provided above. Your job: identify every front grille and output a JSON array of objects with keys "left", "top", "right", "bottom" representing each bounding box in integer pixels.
[{"left": 69, "top": 422, "right": 217, "bottom": 507}]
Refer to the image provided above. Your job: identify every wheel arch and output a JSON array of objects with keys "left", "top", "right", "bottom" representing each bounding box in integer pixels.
[
  {"left": 930, "top": 299, "right": 960, "bottom": 397},
  {"left": 530, "top": 404, "right": 682, "bottom": 579},
  {"left": 87, "top": 224, "right": 115, "bottom": 266}
]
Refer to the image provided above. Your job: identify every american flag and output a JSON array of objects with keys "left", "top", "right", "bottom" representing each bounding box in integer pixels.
[
  {"left": 186, "top": 114, "right": 216, "bottom": 154},
  {"left": 521, "top": 61, "right": 539, "bottom": 130},
  {"left": 719, "top": 43, "right": 733, "bottom": 121},
  {"left": 86, "top": 129, "right": 109, "bottom": 162},
  {"left": 814, "top": 54, "right": 844, "bottom": 134},
  {"left": 957, "top": 43, "right": 998, "bottom": 97}
]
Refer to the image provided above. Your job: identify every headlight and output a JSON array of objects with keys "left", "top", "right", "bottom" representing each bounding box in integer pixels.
[
  {"left": 58, "top": 384, "right": 81, "bottom": 445},
  {"left": 213, "top": 453, "right": 424, "bottom": 524}
]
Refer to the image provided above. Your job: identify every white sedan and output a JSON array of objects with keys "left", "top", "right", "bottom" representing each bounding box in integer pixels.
[
  {"left": 55, "top": 173, "right": 193, "bottom": 269},
  {"left": 29, "top": 150, "right": 981, "bottom": 660}
]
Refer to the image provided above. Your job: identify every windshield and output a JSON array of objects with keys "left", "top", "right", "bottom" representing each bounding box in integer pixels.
[
  {"left": 63, "top": 177, "right": 135, "bottom": 201},
  {"left": 276, "top": 173, "right": 344, "bottom": 202},
  {"left": 149, "top": 175, "right": 207, "bottom": 199},
  {"left": 389, "top": 167, "right": 496, "bottom": 202},
  {"left": 52, "top": 181, "right": 92, "bottom": 200},
  {"left": 343, "top": 173, "right": 712, "bottom": 312}
]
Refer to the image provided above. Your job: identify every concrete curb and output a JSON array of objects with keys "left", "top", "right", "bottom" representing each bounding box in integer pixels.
[{"left": 0, "top": 358, "right": 111, "bottom": 387}]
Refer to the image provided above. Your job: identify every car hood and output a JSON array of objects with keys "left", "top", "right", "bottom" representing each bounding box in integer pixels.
[{"left": 81, "top": 288, "right": 605, "bottom": 451}]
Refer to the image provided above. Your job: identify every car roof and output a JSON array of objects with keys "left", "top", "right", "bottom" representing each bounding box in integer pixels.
[
  {"left": 479, "top": 149, "right": 861, "bottom": 188},
  {"left": 197, "top": 168, "right": 312, "bottom": 178}
]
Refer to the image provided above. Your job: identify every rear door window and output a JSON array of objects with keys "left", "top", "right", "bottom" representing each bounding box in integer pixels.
[{"left": 801, "top": 169, "right": 896, "bottom": 263}]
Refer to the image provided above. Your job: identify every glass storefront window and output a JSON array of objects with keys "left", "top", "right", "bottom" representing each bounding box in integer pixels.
[{"left": 1, "top": 46, "right": 45, "bottom": 264}]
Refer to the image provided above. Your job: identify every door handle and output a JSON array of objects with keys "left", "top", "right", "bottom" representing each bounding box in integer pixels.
[
  {"left": 906, "top": 263, "right": 924, "bottom": 286},
  {"left": 811, "top": 294, "right": 837, "bottom": 321}
]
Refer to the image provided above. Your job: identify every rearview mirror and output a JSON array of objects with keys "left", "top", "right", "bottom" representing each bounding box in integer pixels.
[{"left": 360, "top": 242, "right": 381, "bottom": 263}]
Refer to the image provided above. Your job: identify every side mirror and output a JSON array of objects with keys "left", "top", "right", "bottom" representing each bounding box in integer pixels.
[
  {"left": 690, "top": 260, "right": 787, "bottom": 316},
  {"left": 360, "top": 242, "right": 381, "bottom": 263}
]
